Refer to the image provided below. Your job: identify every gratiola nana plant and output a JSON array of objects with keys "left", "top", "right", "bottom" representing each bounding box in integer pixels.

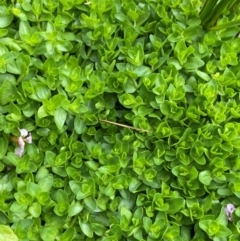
[{"left": 0, "top": 0, "right": 240, "bottom": 240}]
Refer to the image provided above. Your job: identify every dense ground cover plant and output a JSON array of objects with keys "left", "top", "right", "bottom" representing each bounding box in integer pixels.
[{"left": 0, "top": 0, "right": 240, "bottom": 240}]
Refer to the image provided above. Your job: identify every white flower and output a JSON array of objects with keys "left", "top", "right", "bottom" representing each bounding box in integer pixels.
[
  {"left": 15, "top": 144, "right": 25, "bottom": 157},
  {"left": 19, "top": 128, "right": 28, "bottom": 137},
  {"left": 225, "top": 203, "right": 236, "bottom": 221},
  {"left": 12, "top": 129, "right": 32, "bottom": 157},
  {"left": 15, "top": 137, "right": 25, "bottom": 157},
  {"left": 24, "top": 133, "right": 32, "bottom": 144}
]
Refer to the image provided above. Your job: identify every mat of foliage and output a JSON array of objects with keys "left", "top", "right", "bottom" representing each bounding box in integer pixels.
[{"left": 0, "top": 0, "right": 240, "bottom": 241}]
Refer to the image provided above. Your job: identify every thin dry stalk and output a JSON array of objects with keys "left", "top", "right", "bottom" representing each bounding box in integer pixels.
[{"left": 99, "top": 119, "right": 151, "bottom": 133}]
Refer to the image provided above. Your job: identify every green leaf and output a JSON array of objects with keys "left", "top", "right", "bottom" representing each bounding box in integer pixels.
[
  {"left": 166, "top": 197, "right": 185, "bottom": 214},
  {"left": 210, "top": 19, "right": 240, "bottom": 30},
  {"left": 55, "top": 152, "right": 70, "bottom": 166},
  {"left": 127, "top": 43, "right": 144, "bottom": 66},
  {"left": 54, "top": 108, "right": 67, "bottom": 131},
  {"left": 183, "top": 57, "right": 205, "bottom": 70},
  {"left": 199, "top": 170, "right": 212, "bottom": 185},
  {"left": 43, "top": 58, "right": 59, "bottom": 76},
  {"left": 36, "top": 192, "right": 50, "bottom": 206},
  {"left": 80, "top": 12, "right": 100, "bottom": 29},
  {"left": 199, "top": 220, "right": 231, "bottom": 237},
  {"left": 156, "top": 121, "right": 172, "bottom": 138},
  {"left": 69, "top": 181, "right": 81, "bottom": 196},
  {"left": 0, "top": 6, "right": 13, "bottom": 28},
  {"left": 40, "top": 227, "right": 58, "bottom": 241},
  {"left": 184, "top": 25, "right": 203, "bottom": 41},
  {"left": 0, "top": 80, "right": 18, "bottom": 105},
  {"left": 39, "top": 174, "right": 54, "bottom": 192},
  {"left": 68, "top": 202, "right": 83, "bottom": 217},
  {"left": 0, "top": 136, "right": 8, "bottom": 158},
  {"left": 119, "top": 93, "right": 143, "bottom": 109},
  {"left": 29, "top": 202, "right": 41, "bottom": 217},
  {"left": 54, "top": 13, "right": 73, "bottom": 30},
  {"left": 79, "top": 222, "right": 93, "bottom": 238},
  {"left": 19, "top": 21, "right": 31, "bottom": 41},
  {"left": 7, "top": 102, "right": 21, "bottom": 121},
  {"left": 59, "top": 228, "right": 76, "bottom": 241},
  {"left": 35, "top": 83, "right": 51, "bottom": 100},
  {"left": 84, "top": 114, "right": 98, "bottom": 125},
  {"left": 74, "top": 115, "right": 86, "bottom": 134},
  {"left": 0, "top": 225, "right": 18, "bottom": 241}
]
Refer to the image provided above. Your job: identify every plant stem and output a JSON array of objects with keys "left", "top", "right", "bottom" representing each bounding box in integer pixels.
[
  {"left": 69, "top": 215, "right": 78, "bottom": 227},
  {"left": 99, "top": 119, "right": 151, "bottom": 133}
]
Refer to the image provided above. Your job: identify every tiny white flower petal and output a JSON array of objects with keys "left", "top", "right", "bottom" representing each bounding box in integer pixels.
[
  {"left": 18, "top": 137, "right": 25, "bottom": 147},
  {"left": 19, "top": 128, "right": 28, "bottom": 137},
  {"left": 15, "top": 146, "right": 24, "bottom": 157},
  {"left": 24, "top": 133, "right": 32, "bottom": 144},
  {"left": 15, "top": 137, "right": 25, "bottom": 157},
  {"left": 225, "top": 203, "right": 236, "bottom": 222}
]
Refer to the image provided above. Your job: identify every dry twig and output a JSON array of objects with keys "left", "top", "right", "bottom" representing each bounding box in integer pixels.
[{"left": 99, "top": 119, "right": 151, "bottom": 133}]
